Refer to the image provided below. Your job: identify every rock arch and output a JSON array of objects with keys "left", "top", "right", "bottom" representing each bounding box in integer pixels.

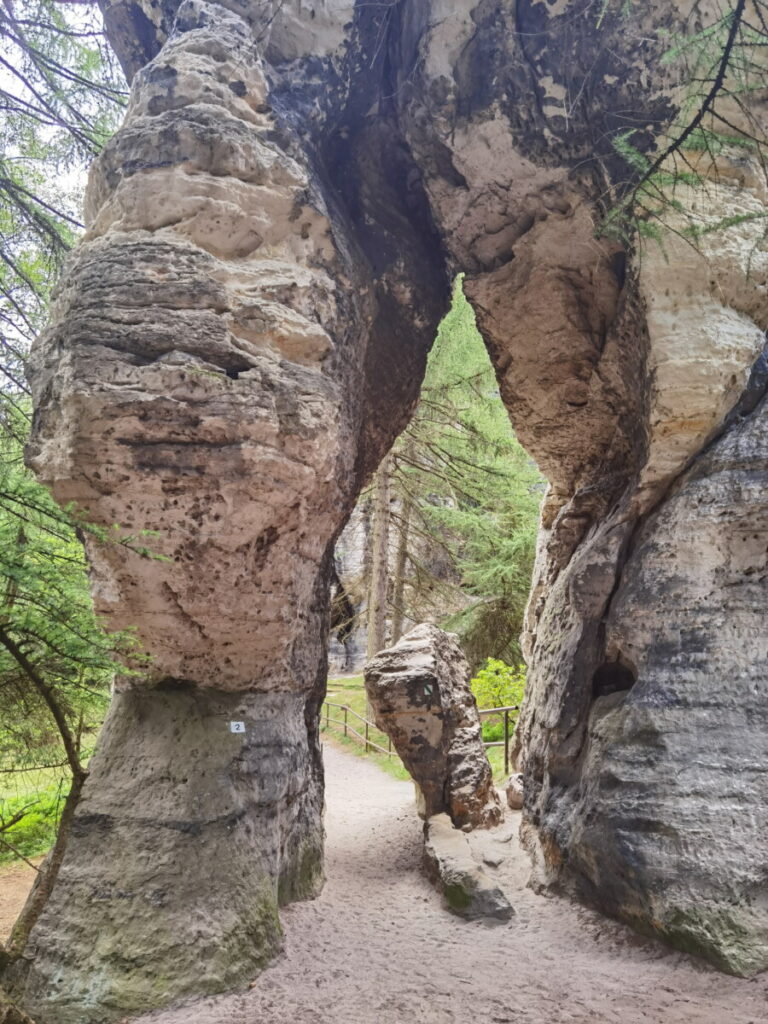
[{"left": 15, "top": 0, "right": 768, "bottom": 1019}]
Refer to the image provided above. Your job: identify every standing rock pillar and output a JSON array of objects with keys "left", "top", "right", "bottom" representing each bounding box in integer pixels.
[
  {"left": 17, "top": 1, "right": 448, "bottom": 1020},
  {"left": 365, "top": 624, "right": 502, "bottom": 830}
]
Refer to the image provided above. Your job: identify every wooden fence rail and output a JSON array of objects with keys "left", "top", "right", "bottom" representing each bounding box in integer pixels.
[
  {"left": 321, "top": 701, "right": 520, "bottom": 775},
  {"left": 322, "top": 701, "right": 395, "bottom": 756}
]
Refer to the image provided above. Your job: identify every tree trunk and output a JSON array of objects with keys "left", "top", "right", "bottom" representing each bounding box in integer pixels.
[
  {"left": 0, "top": 989, "right": 35, "bottom": 1024},
  {"left": 366, "top": 454, "right": 392, "bottom": 662},
  {"left": 390, "top": 496, "right": 411, "bottom": 644},
  {"left": 0, "top": 626, "right": 88, "bottom": 971}
]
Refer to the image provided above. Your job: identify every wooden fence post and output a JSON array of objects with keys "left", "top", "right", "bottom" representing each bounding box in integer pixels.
[{"left": 504, "top": 709, "right": 510, "bottom": 776}]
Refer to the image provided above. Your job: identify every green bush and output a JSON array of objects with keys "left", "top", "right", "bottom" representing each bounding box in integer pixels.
[
  {"left": 471, "top": 658, "right": 526, "bottom": 709},
  {"left": 470, "top": 658, "right": 526, "bottom": 743},
  {"left": 0, "top": 783, "right": 66, "bottom": 865}
]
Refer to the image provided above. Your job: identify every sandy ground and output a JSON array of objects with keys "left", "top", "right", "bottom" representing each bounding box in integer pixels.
[
  {"left": 0, "top": 857, "right": 42, "bottom": 942},
  {"left": 128, "top": 742, "right": 767, "bottom": 1024},
  {"left": 1, "top": 747, "right": 765, "bottom": 1022}
]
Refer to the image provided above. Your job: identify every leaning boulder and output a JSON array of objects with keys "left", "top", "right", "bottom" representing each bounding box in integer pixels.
[
  {"left": 423, "top": 814, "right": 513, "bottom": 921},
  {"left": 364, "top": 624, "right": 502, "bottom": 829}
]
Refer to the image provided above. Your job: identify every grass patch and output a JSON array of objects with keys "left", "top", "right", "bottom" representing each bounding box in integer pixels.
[
  {"left": 323, "top": 676, "right": 410, "bottom": 781},
  {"left": 484, "top": 742, "right": 511, "bottom": 782}
]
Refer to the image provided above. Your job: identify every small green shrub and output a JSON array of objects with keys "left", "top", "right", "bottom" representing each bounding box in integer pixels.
[
  {"left": 471, "top": 658, "right": 525, "bottom": 709},
  {"left": 470, "top": 658, "right": 526, "bottom": 743}
]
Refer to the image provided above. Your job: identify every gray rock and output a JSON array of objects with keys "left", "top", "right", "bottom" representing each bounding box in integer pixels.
[
  {"left": 564, "top": 398, "right": 768, "bottom": 978},
  {"left": 20, "top": 4, "right": 445, "bottom": 1019},
  {"left": 423, "top": 815, "right": 513, "bottom": 922},
  {"left": 364, "top": 624, "right": 502, "bottom": 829},
  {"left": 482, "top": 852, "right": 506, "bottom": 869},
  {"left": 506, "top": 774, "right": 524, "bottom": 811}
]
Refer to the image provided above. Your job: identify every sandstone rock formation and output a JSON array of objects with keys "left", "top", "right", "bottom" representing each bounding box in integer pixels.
[
  {"left": 364, "top": 624, "right": 502, "bottom": 829},
  {"left": 328, "top": 505, "right": 369, "bottom": 674},
  {"left": 17, "top": 3, "right": 446, "bottom": 1020},
  {"left": 506, "top": 774, "right": 524, "bottom": 812},
  {"left": 16, "top": 0, "right": 768, "bottom": 1017},
  {"left": 423, "top": 814, "right": 513, "bottom": 922}
]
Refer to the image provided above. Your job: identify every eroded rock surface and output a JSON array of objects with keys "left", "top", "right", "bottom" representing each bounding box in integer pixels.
[
  {"left": 18, "top": 2, "right": 446, "bottom": 1019},
  {"left": 423, "top": 814, "right": 513, "bottom": 922},
  {"left": 17, "top": 0, "right": 768, "bottom": 1016},
  {"left": 364, "top": 625, "right": 501, "bottom": 829},
  {"left": 506, "top": 774, "right": 524, "bottom": 812},
  {"left": 569, "top": 392, "right": 768, "bottom": 976}
]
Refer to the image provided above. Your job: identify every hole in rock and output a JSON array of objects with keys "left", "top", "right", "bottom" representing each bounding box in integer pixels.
[
  {"left": 325, "top": 276, "right": 546, "bottom": 780},
  {"left": 592, "top": 660, "right": 637, "bottom": 699}
]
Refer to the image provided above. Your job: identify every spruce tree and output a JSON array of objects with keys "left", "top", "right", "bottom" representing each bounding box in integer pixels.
[{"left": 356, "top": 279, "right": 544, "bottom": 670}]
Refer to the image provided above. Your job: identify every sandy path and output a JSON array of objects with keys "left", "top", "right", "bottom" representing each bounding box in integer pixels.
[
  {"left": 0, "top": 857, "right": 43, "bottom": 942},
  {"left": 135, "top": 742, "right": 767, "bottom": 1024}
]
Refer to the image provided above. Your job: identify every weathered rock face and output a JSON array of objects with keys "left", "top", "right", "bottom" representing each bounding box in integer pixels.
[
  {"left": 20, "top": 2, "right": 446, "bottom": 1020},
  {"left": 568, "top": 389, "right": 768, "bottom": 976},
  {"left": 18, "top": 0, "right": 768, "bottom": 1016},
  {"left": 364, "top": 624, "right": 502, "bottom": 829},
  {"left": 423, "top": 814, "right": 513, "bottom": 922},
  {"left": 17, "top": 689, "right": 296, "bottom": 1018}
]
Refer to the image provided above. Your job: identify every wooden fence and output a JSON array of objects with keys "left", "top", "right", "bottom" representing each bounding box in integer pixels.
[{"left": 321, "top": 701, "right": 519, "bottom": 775}]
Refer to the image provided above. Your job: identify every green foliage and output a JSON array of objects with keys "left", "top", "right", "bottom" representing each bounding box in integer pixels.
[
  {"left": 471, "top": 658, "right": 526, "bottom": 711},
  {"left": 0, "top": 0, "right": 125, "bottom": 389},
  {"left": 389, "top": 279, "right": 543, "bottom": 668},
  {"left": 0, "top": 6, "right": 132, "bottom": 875},
  {"left": 0, "top": 783, "right": 65, "bottom": 865},
  {"left": 471, "top": 658, "right": 525, "bottom": 742},
  {"left": 1, "top": 425, "right": 135, "bottom": 683},
  {"left": 683, "top": 210, "right": 768, "bottom": 240},
  {"left": 0, "top": 398, "right": 143, "bottom": 867},
  {"left": 601, "top": 1, "right": 768, "bottom": 246}
]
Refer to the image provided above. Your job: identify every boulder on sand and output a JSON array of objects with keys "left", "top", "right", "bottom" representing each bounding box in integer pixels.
[
  {"left": 423, "top": 814, "right": 513, "bottom": 921},
  {"left": 506, "top": 773, "right": 524, "bottom": 811}
]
